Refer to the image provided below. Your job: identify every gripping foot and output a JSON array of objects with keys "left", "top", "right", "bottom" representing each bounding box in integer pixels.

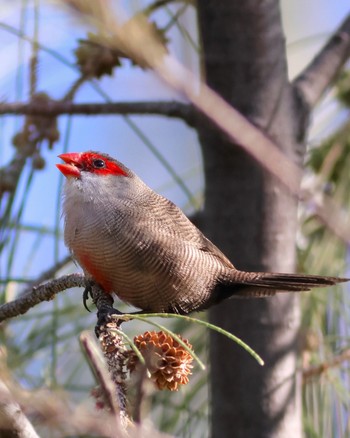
[
  {"left": 82, "top": 282, "right": 94, "bottom": 312},
  {"left": 95, "top": 306, "right": 124, "bottom": 337}
]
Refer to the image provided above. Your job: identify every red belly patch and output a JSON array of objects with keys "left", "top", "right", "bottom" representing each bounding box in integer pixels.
[{"left": 78, "top": 252, "right": 113, "bottom": 293}]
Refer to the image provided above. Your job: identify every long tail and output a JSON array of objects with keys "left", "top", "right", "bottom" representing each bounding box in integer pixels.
[{"left": 227, "top": 271, "right": 349, "bottom": 298}]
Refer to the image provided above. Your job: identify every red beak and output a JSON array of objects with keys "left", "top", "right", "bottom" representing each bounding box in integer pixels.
[{"left": 56, "top": 153, "right": 82, "bottom": 178}]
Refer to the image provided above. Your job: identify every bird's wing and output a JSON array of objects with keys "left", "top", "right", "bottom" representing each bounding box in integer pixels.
[{"left": 136, "top": 193, "right": 236, "bottom": 269}]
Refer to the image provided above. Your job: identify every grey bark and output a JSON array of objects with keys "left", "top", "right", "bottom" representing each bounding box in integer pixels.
[
  {"left": 196, "top": 1, "right": 303, "bottom": 437},
  {"left": 0, "top": 382, "right": 39, "bottom": 438}
]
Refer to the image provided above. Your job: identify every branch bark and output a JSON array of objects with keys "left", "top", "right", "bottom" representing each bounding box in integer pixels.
[
  {"left": 293, "top": 12, "right": 350, "bottom": 111},
  {"left": 80, "top": 330, "right": 130, "bottom": 428},
  {"left": 0, "top": 273, "right": 86, "bottom": 323},
  {"left": 0, "top": 101, "right": 195, "bottom": 126},
  {"left": 0, "top": 381, "right": 39, "bottom": 438}
]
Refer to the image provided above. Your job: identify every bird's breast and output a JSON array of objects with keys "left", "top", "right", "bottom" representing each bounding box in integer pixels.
[{"left": 62, "top": 184, "right": 225, "bottom": 313}]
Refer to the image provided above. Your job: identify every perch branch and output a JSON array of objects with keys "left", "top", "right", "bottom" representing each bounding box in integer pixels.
[
  {"left": 0, "top": 273, "right": 86, "bottom": 323},
  {"left": 0, "top": 101, "right": 195, "bottom": 126},
  {"left": 293, "top": 12, "right": 350, "bottom": 110}
]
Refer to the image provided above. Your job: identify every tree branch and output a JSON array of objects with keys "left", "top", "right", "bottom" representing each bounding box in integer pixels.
[
  {"left": 0, "top": 273, "right": 86, "bottom": 323},
  {"left": 80, "top": 330, "right": 130, "bottom": 429},
  {"left": 0, "top": 381, "right": 39, "bottom": 438},
  {"left": 0, "top": 101, "right": 195, "bottom": 126},
  {"left": 293, "top": 12, "right": 350, "bottom": 110},
  {"left": 83, "top": 286, "right": 132, "bottom": 426}
]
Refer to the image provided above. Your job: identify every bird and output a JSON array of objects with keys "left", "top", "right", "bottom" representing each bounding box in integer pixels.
[{"left": 57, "top": 151, "right": 348, "bottom": 315}]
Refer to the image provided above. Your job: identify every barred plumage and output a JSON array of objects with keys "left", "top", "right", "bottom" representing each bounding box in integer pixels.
[{"left": 57, "top": 151, "right": 348, "bottom": 314}]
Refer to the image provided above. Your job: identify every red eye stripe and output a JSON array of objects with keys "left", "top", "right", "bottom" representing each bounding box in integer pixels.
[
  {"left": 81, "top": 153, "right": 128, "bottom": 177},
  {"left": 92, "top": 161, "right": 128, "bottom": 176}
]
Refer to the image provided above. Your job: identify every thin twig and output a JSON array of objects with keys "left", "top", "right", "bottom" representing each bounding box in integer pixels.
[
  {"left": 0, "top": 380, "right": 39, "bottom": 438},
  {"left": 80, "top": 331, "right": 125, "bottom": 421},
  {"left": 29, "top": 0, "right": 40, "bottom": 97},
  {"left": 303, "top": 348, "right": 350, "bottom": 383},
  {"left": 0, "top": 273, "right": 86, "bottom": 323},
  {"left": 62, "top": 75, "right": 88, "bottom": 101},
  {"left": 0, "top": 101, "right": 195, "bottom": 126},
  {"left": 294, "top": 12, "right": 350, "bottom": 110},
  {"left": 132, "top": 364, "right": 149, "bottom": 424},
  {"left": 0, "top": 142, "right": 36, "bottom": 195}
]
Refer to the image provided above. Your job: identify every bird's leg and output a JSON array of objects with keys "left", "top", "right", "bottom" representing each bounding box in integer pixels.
[
  {"left": 95, "top": 309, "right": 154, "bottom": 336},
  {"left": 83, "top": 279, "right": 123, "bottom": 315},
  {"left": 90, "top": 283, "right": 124, "bottom": 336},
  {"left": 96, "top": 306, "right": 123, "bottom": 324},
  {"left": 84, "top": 279, "right": 157, "bottom": 334}
]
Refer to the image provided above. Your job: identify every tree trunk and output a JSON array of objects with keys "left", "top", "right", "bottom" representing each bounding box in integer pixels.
[{"left": 196, "top": 1, "right": 304, "bottom": 436}]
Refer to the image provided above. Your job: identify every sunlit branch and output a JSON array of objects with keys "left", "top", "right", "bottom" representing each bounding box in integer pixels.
[
  {"left": 294, "top": 12, "right": 350, "bottom": 110},
  {"left": 0, "top": 381, "right": 39, "bottom": 438},
  {"left": 80, "top": 331, "right": 130, "bottom": 428},
  {"left": 0, "top": 273, "right": 86, "bottom": 323}
]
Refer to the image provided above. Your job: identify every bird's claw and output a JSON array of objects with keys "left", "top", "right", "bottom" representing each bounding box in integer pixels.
[{"left": 83, "top": 283, "right": 93, "bottom": 312}]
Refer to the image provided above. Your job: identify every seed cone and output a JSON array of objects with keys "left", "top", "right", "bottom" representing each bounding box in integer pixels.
[{"left": 127, "top": 331, "right": 193, "bottom": 391}]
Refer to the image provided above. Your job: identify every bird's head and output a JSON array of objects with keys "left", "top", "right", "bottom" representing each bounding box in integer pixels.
[{"left": 56, "top": 151, "right": 129, "bottom": 179}]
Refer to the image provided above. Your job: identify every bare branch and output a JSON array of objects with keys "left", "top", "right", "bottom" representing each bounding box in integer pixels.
[
  {"left": 0, "top": 381, "right": 39, "bottom": 438},
  {"left": 0, "top": 273, "right": 86, "bottom": 323},
  {"left": 159, "top": 58, "right": 303, "bottom": 193},
  {"left": 6, "top": 378, "right": 130, "bottom": 437},
  {"left": 0, "top": 101, "right": 195, "bottom": 126},
  {"left": 131, "top": 364, "right": 149, "bottom": 424},
  {"left": 294, "top": 13, "right": 350, "bottom": 110},
  {"left": 0, "top": 144, "right": 36, "bottom": 195},
  {"left": 0, "top": 94, "right": 60, "bottom": 197},
  {"left": 80, "top": 330, "right": 131, "bottom": 429}
]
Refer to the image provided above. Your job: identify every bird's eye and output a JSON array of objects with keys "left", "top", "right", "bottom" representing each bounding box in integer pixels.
[{"left": 92, "top": 159, "right": 105, "bottom": 168}]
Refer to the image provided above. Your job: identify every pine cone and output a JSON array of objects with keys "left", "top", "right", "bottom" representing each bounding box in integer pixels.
[{"left": 128, "top": 331, "right": 193, "bottom": 391}]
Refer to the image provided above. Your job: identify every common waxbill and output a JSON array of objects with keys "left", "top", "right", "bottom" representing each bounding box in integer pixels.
[{"left": 57, "top": 151, "right": 347, "bottom": 314}]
